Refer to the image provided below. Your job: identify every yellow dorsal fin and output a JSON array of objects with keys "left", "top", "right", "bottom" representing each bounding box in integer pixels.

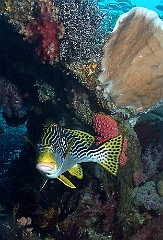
[
  {"left": 98, "top": 135, "right": 123, "bottom": 176},
  {"left": 70, "top": 129, "right": 95, "bottom": 148},
  {"left": 68, "top": 164, "right": 83, "bottom": 179},
  {"left": 57, "top": 175, "right": 76, "bottom": 188},
  {"left": 63, "top": 138, "right": 75, "bottom": 158}
]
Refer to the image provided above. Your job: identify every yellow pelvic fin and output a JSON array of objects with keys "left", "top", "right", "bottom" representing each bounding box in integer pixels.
[
  {"left": 98, "top": 135, "right": 123, "bottom": 176},
  {"left": 57, "top": 175, "right": 76, "bottom": 188},
  {"left": 63, "top": 138, "right": 75, "bottom": 158},
  {"left": 70, "top": 129, "right": 95, "bottom": 148},
  {"left": 68, "top": 164, "right": 83, "bottom": 179}
]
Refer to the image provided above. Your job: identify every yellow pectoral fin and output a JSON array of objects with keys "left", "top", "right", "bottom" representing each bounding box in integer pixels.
[
  {"left": 68, "top": 164, "right": 83, "bottom": 179},
  {"left": 57, "top": 175, "right": 76, "bottom": 188}
]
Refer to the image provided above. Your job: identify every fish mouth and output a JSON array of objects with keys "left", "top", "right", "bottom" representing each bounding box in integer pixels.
[{"left": 36, "top": 163, "right": 54, "bottom": 173}]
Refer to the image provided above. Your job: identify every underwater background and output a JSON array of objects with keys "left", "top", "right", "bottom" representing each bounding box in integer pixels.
[{"left": 0, "top": 0, "right": 163, "bottom": 239}]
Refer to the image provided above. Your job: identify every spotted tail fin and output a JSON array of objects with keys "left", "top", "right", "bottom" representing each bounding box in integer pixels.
[{"left": 97, "top": 135, "right": 123, "bottom": 176}]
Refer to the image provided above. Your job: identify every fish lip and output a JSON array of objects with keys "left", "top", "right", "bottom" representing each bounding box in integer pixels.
[{"left": 36, "top": 163, "right": 54, "bottom": 173}]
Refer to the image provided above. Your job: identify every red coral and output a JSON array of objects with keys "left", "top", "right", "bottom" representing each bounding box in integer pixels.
[
  {"left": 93, "top": 113, "right": 119, "bottom": 145},
  {"left": 21, "top": 0, "right": 65, "bottom": 63},
  {"left": 119, "top": 138, "right": 128, "bottom": 166},
  {"left": 93, "top": 113, "right": 127, "bottom": 165}
]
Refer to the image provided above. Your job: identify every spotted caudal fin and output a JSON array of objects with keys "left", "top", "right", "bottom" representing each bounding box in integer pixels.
[{"left": 97, "top": 135, "right": 123, "bottom": 176}]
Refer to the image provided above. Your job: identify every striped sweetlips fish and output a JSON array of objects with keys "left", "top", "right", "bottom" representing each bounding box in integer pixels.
[{"left": 36, "top": 123, "right": 123, "bottom": 188}]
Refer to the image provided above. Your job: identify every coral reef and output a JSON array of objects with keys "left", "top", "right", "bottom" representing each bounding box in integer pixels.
[
  {"left": 131, "top": 181, "right": 163, "bottom": 211},
  {"left": 93, "top": 113, "right": 119, "bottom": 145},
  {"left": 128, "top": 212, "right": 163, "bottom": 240},
  {"left": 134, "top": 119, "right": 163, "bottom": 150},
  {"left": 1, "top": 2, "right": 163, "bottom": 240},
  {"left": 133, "top": 169, "right": 147, "bottom": 186},
  {"left": 53, "top": 0, "right": 103, "bottom": 63},
  {"left": 66, "top": 81, "right": 94, "bottom": 125},
  {"left": 99, "top": 7, "right": 163, "bottom": 113},
  {"left": 0, "top": 76, "right": 27, "bottom": 118},
  {"left": 19, "top": 0, "right": 65, "bottom": 64},
  {"left": 67, "top": 61, "right": 100, "bottom": 91},
  {"left": 35, "top": 79, "right": 56, "bottom": 103},
  {"left": 93, "top": 113, "right": 128, "bottom": 165},
  {"left": 58, "top": 179, "right": 117, "bottom": 238},
  {"left": 141, "top": 144, "right": 163, "bottom": 179}
]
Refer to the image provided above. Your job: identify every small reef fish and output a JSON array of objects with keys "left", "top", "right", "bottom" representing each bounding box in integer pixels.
[
  {"left": 107, "top": 3, "right": 122, "bottom": 11},
  {"left": 156, "top": 5, "right": 163, "bottom": 11},
  {"left": 36, "top": 123, "right": 123, "bottom": 188}
]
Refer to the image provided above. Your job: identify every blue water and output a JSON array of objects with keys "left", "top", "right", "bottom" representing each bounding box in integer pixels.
[
  {"left": 98, "top": 0, "right": 163, "bottom": 15},
  {"left": 133, "top": 0, "right": 161, "bottom": 12}
]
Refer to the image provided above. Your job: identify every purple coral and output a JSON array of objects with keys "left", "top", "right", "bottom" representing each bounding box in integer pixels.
[
  {"left": 141, "top": 144, "right": 163, "bottom": 179},
  {"left": 0, "top": 77, "right": 27, "bottom": 118},
  {"left": 132, "top": 181, "right": 163, "bottom": 211}
]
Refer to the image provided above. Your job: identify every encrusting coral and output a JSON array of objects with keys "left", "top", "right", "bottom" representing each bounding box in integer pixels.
[{"left": 99, "top": 7, "right": 163, "bottom": 113}]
